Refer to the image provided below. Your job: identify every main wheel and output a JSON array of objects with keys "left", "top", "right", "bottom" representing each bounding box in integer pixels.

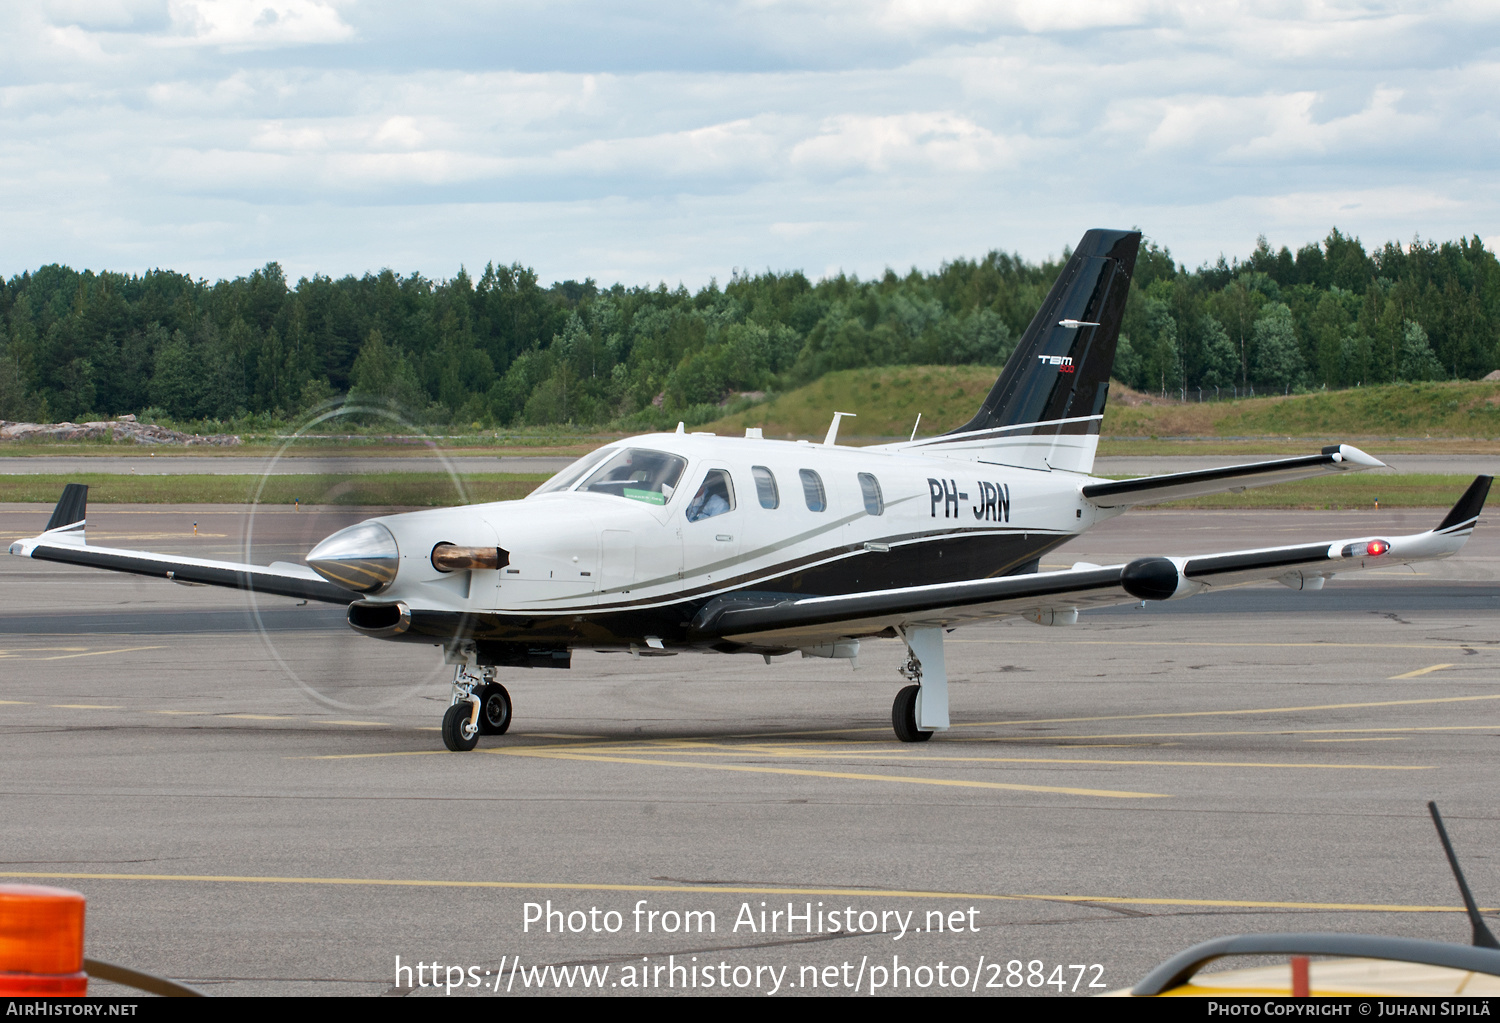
[
  {"left": 442, "top": 702, "right": 480, "bottom": 752},
  {"left": 892, "top": 684, "right": 933, "bottom": 743},
  {"left": 476, "top": 682, "right": 512, "bottom": 736}
]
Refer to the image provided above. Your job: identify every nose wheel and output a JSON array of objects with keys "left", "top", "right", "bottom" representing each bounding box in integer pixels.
[
  {"left": 443, "top": 665, "right": 509, "bottom": 751},
  {"left": 442, "top": 702, "right": 479, "bottom": 752},
  {"left": 476, "top": 682, "right": 511, "bottom": 735}
]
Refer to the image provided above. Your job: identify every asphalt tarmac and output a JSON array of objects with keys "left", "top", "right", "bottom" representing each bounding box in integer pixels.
[{"left": 2, "top": 503, "right": 1498, "bottom": 997}]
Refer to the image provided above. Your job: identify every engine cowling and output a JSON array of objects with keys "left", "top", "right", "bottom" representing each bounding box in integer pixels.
[{"left": 1121, "top": 557, "right": 1201, "bottom": 601}]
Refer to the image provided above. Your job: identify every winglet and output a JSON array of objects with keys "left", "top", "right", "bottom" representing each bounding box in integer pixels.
[
  {"left": 39, "top": 482, "right": 90, "bottom": 547},
  {"left": 1435, "top": 476, "right": 1492, "bottom": 534}
]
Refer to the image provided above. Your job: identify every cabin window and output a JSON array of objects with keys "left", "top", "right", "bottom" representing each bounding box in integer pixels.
[
  {"left": 579, "top": 448, "right": 687, "bottom": 506},
  {"left": 858, "top": 473, "right": 884, "bottom": 515},
  {"left": 686, "top": 469, "right": 736, "bottom": 521},
  {"left": 799, "top": 469, "right": 826, "bottom": 512},
  {"left": 752, "top": 466, "right": 779, "bottom": 509}
]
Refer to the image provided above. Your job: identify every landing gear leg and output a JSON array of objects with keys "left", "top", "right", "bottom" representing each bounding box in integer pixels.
[
  {"left": 892, "top": 625, "right": 949, "bottom": 743},
  {"left": 442, "top": 665, "right": 482, "bottom": 752}
]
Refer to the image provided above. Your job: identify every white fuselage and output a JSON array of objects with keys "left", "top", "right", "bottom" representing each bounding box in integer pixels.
[{"left": 356, "top": 431, "right": 1118, "bottom": 646}]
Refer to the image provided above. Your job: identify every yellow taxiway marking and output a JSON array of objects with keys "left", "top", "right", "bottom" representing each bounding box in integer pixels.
[
  {"left": 493, "top": 748, "right": 1169, "bottom": 799},
  {"left": 960, "top": 694, "right": 1500, "bottom": 730},
  {"left": 978, "top": 724, "right": 1500, "bottom": 743},
  {"left": 1304, "top": 738, "right": 1408, "bottom": 743},
  {"left": 326, "top": 720, "right": 388, "bottom": 727},
  {"left": 0, "top": 700, "right": 33, "bottom": 705},
  {"left": 307, "top": 746, "right": 1168, "bottom": 798},
  {"left": 0, "top": 870, "right": 1490, "bottom": 915},
  {"left": 50, "top": 704, "right": 121, "bottom": 710},
  {"left": 1388, "top": 663, "right": 1456, "bottom": 679},
  {"left": 749, "top": 694, "right": 1500, "bottom": 739},
  {"left": 951, "top": 638, "right": 1498, "bottom": 652},
  {"left": 545, "top": 742, "right": 1429, "bottom": 772},
  {"left": 219, "top": 714, "right": 295, "bottom": 721},
  {"left": 38, "top": 646, "right": 166, "bottom": 662},
  {"left": 1, "top": 646, "right": 165, "bottom": 661}
]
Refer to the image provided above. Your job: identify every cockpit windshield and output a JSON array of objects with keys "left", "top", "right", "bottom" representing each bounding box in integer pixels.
[
  {"left": 578, "top": 448, "right": 687, "bottom": 506},
  {"left": 531, "top": 448, "right": 617, "bottom": 496}
]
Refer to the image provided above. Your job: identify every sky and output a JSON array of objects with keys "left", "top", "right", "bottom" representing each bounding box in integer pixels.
[{"left": 2, "top": 0, "right": 1498, "bottom": 288}]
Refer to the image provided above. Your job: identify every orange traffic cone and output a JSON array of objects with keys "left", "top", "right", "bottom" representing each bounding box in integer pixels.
[{"left": 0, "top": 884, "right": 87, "bottom": 996}]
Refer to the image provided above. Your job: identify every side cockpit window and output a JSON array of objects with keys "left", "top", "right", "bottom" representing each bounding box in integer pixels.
[
  {"left": 579, "top": 448, "right": 688, "bottom": 506},
  {"left": 799, "top": 469, "right": 826, "bottom": 512},
  {"left": 752, "top": 466, "right": 779, "bottom": 509},
  {"left": 686, "top": 469, "right": 736, "bottom": 522}
]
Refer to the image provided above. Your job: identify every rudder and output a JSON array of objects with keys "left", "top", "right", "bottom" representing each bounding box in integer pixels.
[{"left": 906, "top": 228, "right": 1140, "bottom": 473}]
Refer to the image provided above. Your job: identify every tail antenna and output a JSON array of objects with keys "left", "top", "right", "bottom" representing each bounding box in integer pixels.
[{"left": 1428, "top": 801, "right": 1500, "bottom": 948}]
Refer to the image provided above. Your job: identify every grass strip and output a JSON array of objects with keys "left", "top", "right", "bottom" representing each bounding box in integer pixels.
[
  {"left": 0, "top": 472, "right": 1479, "bottom": 509},
  {"left": 0, "top": 473, "right": 549, "bottom": 506}
]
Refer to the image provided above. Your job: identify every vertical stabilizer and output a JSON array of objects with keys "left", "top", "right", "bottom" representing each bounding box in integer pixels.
[{"left": 904, "top": 229, "right": 1140, "bottom": 473}]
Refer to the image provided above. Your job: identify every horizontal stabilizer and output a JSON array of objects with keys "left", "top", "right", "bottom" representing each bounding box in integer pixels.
[{"left": 1082, "top": 444, "right": 1384, "bottom": 508}]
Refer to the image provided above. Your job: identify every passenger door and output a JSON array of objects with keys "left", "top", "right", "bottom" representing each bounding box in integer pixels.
[{"left": 679, "top": 464, "right": 744, "bottom": 586}]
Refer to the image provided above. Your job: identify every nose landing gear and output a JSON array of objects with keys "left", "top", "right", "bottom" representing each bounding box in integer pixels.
[{"left": 442, "top": 665, "right": 511, "bottom": 751}]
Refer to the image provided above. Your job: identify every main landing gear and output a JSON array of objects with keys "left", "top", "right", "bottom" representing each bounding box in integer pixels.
[
  {"left": 442, "top": 665, "right": 512, "bottom": 752},
  {"left": 891, "top": 625, "right": 950, "bottom": 743}
]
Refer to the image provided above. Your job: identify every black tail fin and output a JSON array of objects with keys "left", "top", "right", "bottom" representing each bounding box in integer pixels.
[
  {"left": 1434, "top": 475, "right": 1492, "bottom": 534},
  {"left": 948, "top": 229, "right": 1140, "bottom": 438},
  {"left": 45, "top": 483, "right": 89, "bottom": 533}
]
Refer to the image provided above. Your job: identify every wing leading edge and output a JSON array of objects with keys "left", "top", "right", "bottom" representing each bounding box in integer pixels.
[
  {"left": 9, "top": 484, "right": 356, "bottom": 605},
  {"left": 1082, "top": 444, "right": 1386, "bottom": 508},
  {"left": 693, "top": 476, "right": 1492, "bottom": 648}
]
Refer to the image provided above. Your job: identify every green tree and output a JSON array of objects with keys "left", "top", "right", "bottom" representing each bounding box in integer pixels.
[
  {"left": 1398, "top": 320, "right": 1444, "bottom": 381},
  {"left": 1198, "top": 316, "right": 1237, "bottom": 390},
  {"left": 1251, "top": 303, "right": 1304, "bottom": 392},
  {"left": 148, "top": 329, "right": 204, "bottom": 419},
  {"left": 348, "top": 329, "right": 427, "bottom": 413}
]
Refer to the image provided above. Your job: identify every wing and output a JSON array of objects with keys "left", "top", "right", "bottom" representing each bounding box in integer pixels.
[
  {"left": 1081, "top": 444, "right": 1385, "bottom": 508},
  {"left": 691, "top": 475, "right": 1492, "bottom": 648},
  {"left": 8, "top": 484, "right": 356, "bottom": 605}
]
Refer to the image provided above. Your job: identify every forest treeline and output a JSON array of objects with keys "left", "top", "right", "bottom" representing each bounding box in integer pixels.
[{"left": 1, "top": 228, "right": 1497, "bottom": 429}]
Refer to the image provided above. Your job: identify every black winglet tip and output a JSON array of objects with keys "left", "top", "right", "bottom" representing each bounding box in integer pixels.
[
  {"left": 44, "top": 482, "right": 89, "bottom": 532},
  {"left": 1435, "top": 476, "right": 1492, "bottom": 532}
]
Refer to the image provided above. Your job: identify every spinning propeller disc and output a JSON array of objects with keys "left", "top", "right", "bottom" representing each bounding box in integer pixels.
[{"left": 239, "top": 401, "right": 474, "bottom": 713}]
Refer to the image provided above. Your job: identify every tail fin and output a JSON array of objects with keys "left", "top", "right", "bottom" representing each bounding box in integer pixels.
[
  {"left": 907, "top": 228, "right": 1140, "bottom": 473},
  {"left": 43, "top": 483, "right": 88, "bottom": 546}
]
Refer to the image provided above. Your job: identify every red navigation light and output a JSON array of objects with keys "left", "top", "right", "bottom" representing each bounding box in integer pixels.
[
  {"left": 0, "top": 884, "right": 87, "bottom": 996},
  {"left": 1366, "top": 540, "right": 1389, "bottom": 556}
]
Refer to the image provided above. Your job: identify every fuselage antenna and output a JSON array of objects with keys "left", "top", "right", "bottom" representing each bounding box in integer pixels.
[
  {"left": 910, "top": 413, "right": 922, "bottom": 442},
  {"left": 824, "top": 412, "right": 856, "bottom": 447},
  {"left": 1428, "top": 801, "right": 1500, "bottom": 948}
]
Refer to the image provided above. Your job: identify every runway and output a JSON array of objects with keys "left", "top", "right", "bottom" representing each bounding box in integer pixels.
[
  {"left": 3, "top": 452, "right": 1497, "bottom": 477},
  {"left": 2, "top": 505, "right": 1498, "bottom": 996}
]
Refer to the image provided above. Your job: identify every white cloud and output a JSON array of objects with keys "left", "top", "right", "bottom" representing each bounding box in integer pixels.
[
  {"left": 165, "top": 0, "right": 354, "bottom": 48},
  {"left": 1, "top": 0, "right": 1498, "bottom": 284}
]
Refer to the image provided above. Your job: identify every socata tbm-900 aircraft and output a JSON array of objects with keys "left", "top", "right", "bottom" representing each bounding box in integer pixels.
[{"left": 11, "top": 230, "right": 1494, "bottom": 751}]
